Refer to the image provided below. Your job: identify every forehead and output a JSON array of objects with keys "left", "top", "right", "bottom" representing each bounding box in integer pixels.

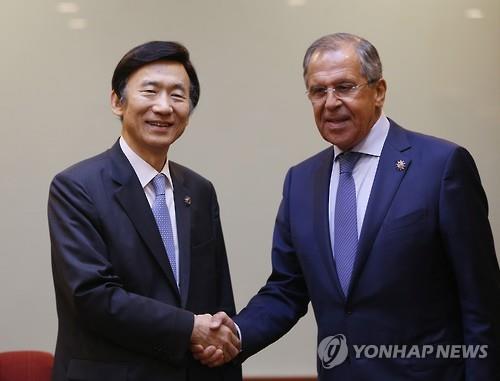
[
  {"left": 127, "top": 60, "right": 190, "bottom": 88},
  {"left": 305, "top": 45, "right": 363, "bottom": 86}
]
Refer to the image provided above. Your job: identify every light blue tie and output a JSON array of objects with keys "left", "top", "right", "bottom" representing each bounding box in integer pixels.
[
  {"left": 151, "top": 174, "right": 178, "bottom": 286},
  {"left": 334, "top": 152, "right": 361, "bottom": 297}
]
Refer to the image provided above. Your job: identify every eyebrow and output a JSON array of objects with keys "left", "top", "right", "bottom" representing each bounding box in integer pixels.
[
  {"left": 140, "top": 80, "right": 187, "bottom": 91},
  {"left": 140, "top": 80, "right": 159, "bottom": 87}
]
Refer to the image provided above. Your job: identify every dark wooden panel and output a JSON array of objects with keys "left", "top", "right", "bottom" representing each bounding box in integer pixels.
[{"left": 244, "top": 378, "right": 316, "bottom": 381}]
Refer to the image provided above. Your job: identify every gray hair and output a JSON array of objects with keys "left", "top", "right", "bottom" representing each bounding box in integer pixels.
[{"left": 302, "top": 33, "right": 382, "bottom": 83}]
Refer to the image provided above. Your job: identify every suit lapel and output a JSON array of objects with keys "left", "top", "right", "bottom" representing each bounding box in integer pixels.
[
  {"left": 108, "top": 142, "right": 181, "bottom": 300},
  {"left": 312, "top": 147, "right": 346, "bottom": 300},
  {"left": 170, "top": 162, "right": 192, "bottom": 308},
  {"left": 348, "top": 122, "right": 412, "bottom": 297}
]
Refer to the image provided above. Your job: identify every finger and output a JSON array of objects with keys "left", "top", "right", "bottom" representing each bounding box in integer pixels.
[
  {"left": 217, "top": 326, "right": 240, "bottom": 348},
  {"left": 209, "top": 348, "right": 224, "bottom": 364},
  {"left": 223, "top": 341, "right": 240, "bottom": 361},
  {"left": 228, "top": 331, "right": 241, "bottom": 350},
  {"left": 195, "top": 345, "right": 216, "bottom": 362},
  {"left": 204, "top": 348, "right": 224, "bottom": 367},
  {"left": 210, "top": 326, "right": 240, "bottom": 355},
  {"left": 190, "top": 344, "right": 204, "bottom": 354}
]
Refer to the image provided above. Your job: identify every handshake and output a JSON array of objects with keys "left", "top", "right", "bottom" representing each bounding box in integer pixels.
[{"left": 190, "top": 311, "right": 240, "bottom": 367}]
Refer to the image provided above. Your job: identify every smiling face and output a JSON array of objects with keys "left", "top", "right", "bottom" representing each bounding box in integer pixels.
[
  {"left": 111, "top": 60, "right": 191, "bottom": 170},
  {"left": 305, "top": 44, "right": 386, "bottom": 151}
]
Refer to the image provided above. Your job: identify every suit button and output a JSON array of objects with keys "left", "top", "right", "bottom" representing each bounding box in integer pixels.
[{"left": 346, "top": 309, "right": 353, "bottom": 315}]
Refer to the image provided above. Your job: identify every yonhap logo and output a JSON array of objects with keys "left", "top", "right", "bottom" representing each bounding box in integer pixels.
[
  {"left": 318, "top": 334, "right": 349, "bottom": 369},
  {"left": 317, "top": 334, "right": 488, "bottom": 370}
]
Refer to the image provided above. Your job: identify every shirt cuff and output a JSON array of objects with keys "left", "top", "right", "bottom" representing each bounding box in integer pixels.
[{"left": 234, "top": 322, "right": 243, "bottom": 352}]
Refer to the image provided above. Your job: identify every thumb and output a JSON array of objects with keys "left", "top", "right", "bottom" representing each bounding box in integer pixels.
[
  {"left": 209, "top": 311, "right": 226, "bottom": 330},
  {"left": 210, "top": 311, "right": 236, "bottom": 333}
]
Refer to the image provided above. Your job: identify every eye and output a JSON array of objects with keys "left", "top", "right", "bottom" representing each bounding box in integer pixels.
[
  {"left": 309, "top": 86, "right": 327, "bottom": 97},
  {"left": 335, "top": 84, "right": 356, "bottom": 94},
  {"left": 170, "top": 92, "right": 187, "bottom": 102},
  {"left": 141, "top": 89, "right": 157, "bottom": 95}
]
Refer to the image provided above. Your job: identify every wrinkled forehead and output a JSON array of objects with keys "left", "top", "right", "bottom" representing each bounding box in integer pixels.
[{"left": 304, "top": 46, "right": 363, "bottom": 86}]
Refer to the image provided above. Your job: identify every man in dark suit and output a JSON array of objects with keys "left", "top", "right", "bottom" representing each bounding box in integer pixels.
[
  {"left": 48, "top": 41, "right": 241, "bottom": 381},
  {"left": 195, "top": 33, "right": 500, "bottom": 379}
]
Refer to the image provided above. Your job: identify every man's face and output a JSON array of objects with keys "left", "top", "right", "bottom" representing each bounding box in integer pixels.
[
  {"left": 111, "top": 60, "right": 191, "bottom": 162},
  {"left": 305, "top": 45, "right": 386, "bottom": 151}
]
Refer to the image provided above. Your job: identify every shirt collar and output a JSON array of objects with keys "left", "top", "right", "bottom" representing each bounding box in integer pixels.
[
  {"left": 119, "top": 136, "right": 174, "bottom": 190},
  {"left": 333, "top": 114, "right": 390, "bottom": 160}
]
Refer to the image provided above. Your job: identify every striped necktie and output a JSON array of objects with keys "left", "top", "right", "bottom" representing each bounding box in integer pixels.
[
  {"left": 151, "top": 174, "right": 178, "bottom": 286},
  {"left": 334, "top": 152, "right": 361, "bottom": 297}
]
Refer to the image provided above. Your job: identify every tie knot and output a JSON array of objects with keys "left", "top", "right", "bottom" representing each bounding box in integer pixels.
[
  {"left": 338, "top": 152, "right": 361, "bottom": 174},
  {"left": 152, "top": 174, "right": 167, "bottom": 196}
]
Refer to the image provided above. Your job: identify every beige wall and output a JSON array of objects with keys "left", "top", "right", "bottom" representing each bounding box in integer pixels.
[{"left": 0, "top": 0, "right": 498, "bottom": 377}]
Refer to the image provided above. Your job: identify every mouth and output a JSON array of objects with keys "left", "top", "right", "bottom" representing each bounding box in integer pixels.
[
  {"left": 323, "top": 116, "right": 350, "bottom": 129},
  {"left": 146, "top": 121, "right": 174, "bottom": 128},
  {"left": 324, "top": 114, "right": 350, "bottom": 124}
]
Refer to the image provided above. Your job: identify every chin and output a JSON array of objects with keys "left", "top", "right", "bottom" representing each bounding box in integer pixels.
[
  {"left": 144, "top": 137, "right": 171, "bottom": 151},
  {"left": 320, "top": 132, "right": 341, "bottom": 146}
]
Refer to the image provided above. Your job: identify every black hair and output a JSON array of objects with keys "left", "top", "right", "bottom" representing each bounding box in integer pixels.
[{"left": 112, "top": 41, "right": 200, "bottom": 110}]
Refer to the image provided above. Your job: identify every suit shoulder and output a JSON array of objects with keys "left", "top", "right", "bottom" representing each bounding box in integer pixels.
[
  {"left": 290, "top": 146, "right": 333, "bottom": 173},
  {"left": 387, "top": 120, "right": 473, "bottom": 165},
  {"left": 51, "top": 149, "right": 110, "bottom": 184},
  {"left": 391, "top": 120, "right": 461, "bottom": 153},
  {"left": 169, "top": 161, "right": 214, "bottom": 189},
  {"left": 408, "top": 130, "right": 459, "bottom": 152}
]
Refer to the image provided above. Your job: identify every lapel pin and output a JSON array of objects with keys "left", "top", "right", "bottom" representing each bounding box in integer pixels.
[
  {"left": 184, "top": 195, "right": 192, "bottom": 206},
  {"left": 395, "top": 159, "right": 406, "bottom": 172}
]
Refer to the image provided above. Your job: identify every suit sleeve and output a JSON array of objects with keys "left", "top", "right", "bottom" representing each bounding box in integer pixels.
[
  {"left": 209, "top": 183, "right": 243, "bottom": 379},
  {"left": 211, "top": 183, "right": 237, "bottom": 317},
  {"left": 234, "top": 168, "right": 310, "bottom": 360},
  {"left": 439, "top": 146, "right": 500, "bottom": 379},
  {"left": 48, "top": 172, "right": 194, "bottom": 365}
]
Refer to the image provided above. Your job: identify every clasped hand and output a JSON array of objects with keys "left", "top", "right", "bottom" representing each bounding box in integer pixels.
[{"left": 190, "top": 312, "right": 240, "bottom": 367}]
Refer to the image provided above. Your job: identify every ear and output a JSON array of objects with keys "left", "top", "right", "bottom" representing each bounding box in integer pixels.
[
  {"left": 374, "top": 78, "right": 387, "bottom": 108},
  {"left": 110, "top": 91, "right": 124, "bottom": 118}
]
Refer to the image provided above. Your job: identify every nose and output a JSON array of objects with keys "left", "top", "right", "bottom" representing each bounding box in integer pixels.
[
  {"left": 152, "top": 93, "right": 173, "bottom": 114},
  {"left": 324, "top": 90, "right": 342, "bottom": 109}
]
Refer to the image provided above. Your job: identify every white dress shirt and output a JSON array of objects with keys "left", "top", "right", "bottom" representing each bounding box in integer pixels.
[
  {"left": 328, "top": 114, "right": 390, "bottom": 256},
  {"left": 119, "top": 137, "right": 180, "bottom": 284}
]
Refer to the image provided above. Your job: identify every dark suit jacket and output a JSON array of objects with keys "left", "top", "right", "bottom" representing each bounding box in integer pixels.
[
  {"left": 48, "top": 141, "right": 241, "bottom": 381},
  {"left": 234, "top": 120, "right": 500, "bottom": 380}
]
